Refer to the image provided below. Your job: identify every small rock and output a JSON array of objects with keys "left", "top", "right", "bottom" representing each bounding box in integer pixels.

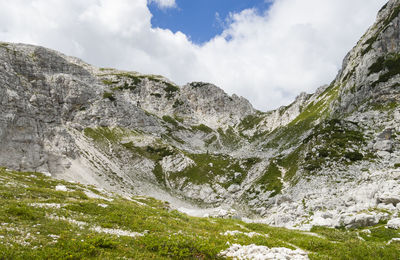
[
  {"left": 227, "top": 184, "right": 240, "bottom": 193},
  {"left": 55, "top": 185, "right": 68, "bottom": 191}
]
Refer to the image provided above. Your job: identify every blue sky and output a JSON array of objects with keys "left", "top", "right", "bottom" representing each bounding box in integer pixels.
[{"left": 148, "top": 0, "right": 272, "bottom": 44}]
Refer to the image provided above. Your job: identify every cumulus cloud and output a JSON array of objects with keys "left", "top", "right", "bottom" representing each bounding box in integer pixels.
[
  {"left": 0, "top": 0, "right": 387, "bottom": 110},
  {"left": 148, "top": 0, "right": 176, "bottom": 9}
]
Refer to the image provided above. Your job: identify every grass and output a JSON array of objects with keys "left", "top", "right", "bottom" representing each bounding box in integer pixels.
[
  {"left": 217, "top": 127, "right": 242, "bottom": 149},
  {"left": 255, "top": 162, "right": 283, "bottom": 196},
  {"left": 111, "top": 73, "right": 142, "bottom": 85},
  {"left": 102, "top": 79, "right": 115, "bottom": 85},
  {"left": 168, "top": 154, "right": 252, "bottom": 188},
  {"left": 263, "top": 83, "right": 340, "bottom": 150},
  {"left": 84, "top": 127, "right": 128, "bottom": 145},
  {"left": 260, "top": 117, "right": 367, "bottom": 189},
  {"left": 192, "top": 124, "right": 213, "bottom": 134},
  {"left": 83, "top": 127, "right": 178, "bottom": 186},
  {"left": 0, "top": 168, "right": 399, "bottom": 259},
  {"left": 162, "top": 115, "right": 179, "bottom": 127},
  {"left": 238, "top": 114, "right": 264, "bottom": 131},
  {"left": 370, "top": 101, "right": 399, "bottom": 111},
  {"left": 102, "top": 92, "right": 115, "bottom": 101},
  {"left": 301, "top": 119, "right": 366, "bottom": 172},
  {"left": 122, "top": 143, "right": 174, "bottom": 162}
]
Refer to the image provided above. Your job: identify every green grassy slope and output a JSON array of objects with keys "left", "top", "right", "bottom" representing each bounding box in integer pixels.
[{"left": 0, "top": 168, "right": 399, "bottom": 259}]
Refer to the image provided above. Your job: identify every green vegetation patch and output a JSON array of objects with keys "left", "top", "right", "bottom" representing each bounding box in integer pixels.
[
  {"left": 369, "top": 53, "right": 400, "bottom": 87},
  {"left": 164, "top": 84, "right": 179, "bottom": 99},
  {"left": 204, "top": 135, "right": 217, "bottom": 146},
  {"left": 263, "top": 83, "right": 340, "bottom": 150},
  {"left": 84, "top": 127, "right": 128, "bottom": 145},
  {"left": 173, "top": 99, "right": 184, "bottom": 108},
  {"left": 255, "top": 162, "right": 283, "bottom": 196},
  {"left": 84, "top": 127, "right": 177, "bottom": 186},
  {"left": 239, "top": 114, "right": 264, "bottom": 131},
  {"left": 150, "top": 93, "right": 162, "bottom": 98},
  {"left": 302, "top": 119, "right": 366, "bottom": 172},
  {"left": 190, "top": 82, "right": 208, "bottom": 88},
  {"left": 102, "top": 79, "right": 117, "bottom": 85},
  {"left": 112, "top": 81, "right": 137, "bottom": 91},
  {"left": 370, "top": 101, "right": 399, "bottom": 111},
  {"left": 192, "top": 124, "right": 213, "bottom": 134},
  {"left": 162, "top": 115, "right": 179, "bottom": 127},
  {"left": 122, "top": 143, "right": 174, "bottom": 162},
  {"left": 112, "top": 73, "right": 142, "bottom": 85},
  {"left": 218, "top": 127, "right": 242, "bottom": 149},
  {"left": 102, "top": 92, "right": 115, "bottom": 101},
  {"left": 169, "top": 154, "right": 251, "bottom": 188}
]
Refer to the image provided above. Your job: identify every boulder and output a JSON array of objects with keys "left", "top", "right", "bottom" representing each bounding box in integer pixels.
[
  {"left": 378, "top": 193, "right": 400, "bottom": 206},
  {"left": 373, "top": 140, "right": 393, "bottom": 152},
  {"left": 387, "top": 218, "right": 400, "bottom": 229},
  {"left": 341, "top": 213, "right": 379, "bottom": 228}
]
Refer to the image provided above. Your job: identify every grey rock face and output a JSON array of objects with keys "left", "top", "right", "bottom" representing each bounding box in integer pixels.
[
  {"left": 332, "top": 0, "right": 400, "bottom": 114},
  {"left": 0, "top": 42, "right": 256, "bottom": 201}
]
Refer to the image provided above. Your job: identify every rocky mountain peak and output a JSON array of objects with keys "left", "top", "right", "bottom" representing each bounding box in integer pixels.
[{"left": 332, "top": 0, "right": 400, "bottom": 114}]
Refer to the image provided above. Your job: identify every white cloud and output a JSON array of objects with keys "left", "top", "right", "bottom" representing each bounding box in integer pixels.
[
  {"left": 149, "top": 0, "right": 176, "bottom": 9},
  {"left": 0, "top": 0, "right": 387, "bottom": 110}
]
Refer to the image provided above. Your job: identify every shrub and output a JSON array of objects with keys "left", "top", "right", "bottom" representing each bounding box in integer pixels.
[
  {"left": 102, "top": 92, "right": 115, "bottom": 101},
  {"left": 304, "top": 161, "right": 322, "bottom": 171},
  {"left": 173, "top": 99, "right": 184, "bottom": 108},
  {"left": 112, "top": 81, "right": 136, "bottom": 91},
  {"left": 318, "top": 149, "right": 329, "bottom": 158},
  {"left": 138, "top": 233, "right": 222, "bottom": 259},
  {"left": 164, "top": 84, "right": 179, "bottom": 93},
  {"left": 190, "top": 82, "right": 208, "bottom": 88},
  {"left": 150, "top": 93, "right": 162, "bottom": 98},
  {"left": 89, "top": 236, "right": 118, "bottom": 249},
  {"left": 345, "top": 151, "right": 364, "bottom": 161}
]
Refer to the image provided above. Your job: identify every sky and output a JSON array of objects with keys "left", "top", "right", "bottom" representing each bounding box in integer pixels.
[
  {"left": 0, "top": 0, "right": 388, "bottom": 111},
  {"left": 148, "top": 0, "right": 272, "bottom": 44}
]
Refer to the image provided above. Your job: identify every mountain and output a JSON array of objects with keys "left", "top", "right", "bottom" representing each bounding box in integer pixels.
[{"left": 0, "top": 0, "right": 400, "bottom": 232}]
